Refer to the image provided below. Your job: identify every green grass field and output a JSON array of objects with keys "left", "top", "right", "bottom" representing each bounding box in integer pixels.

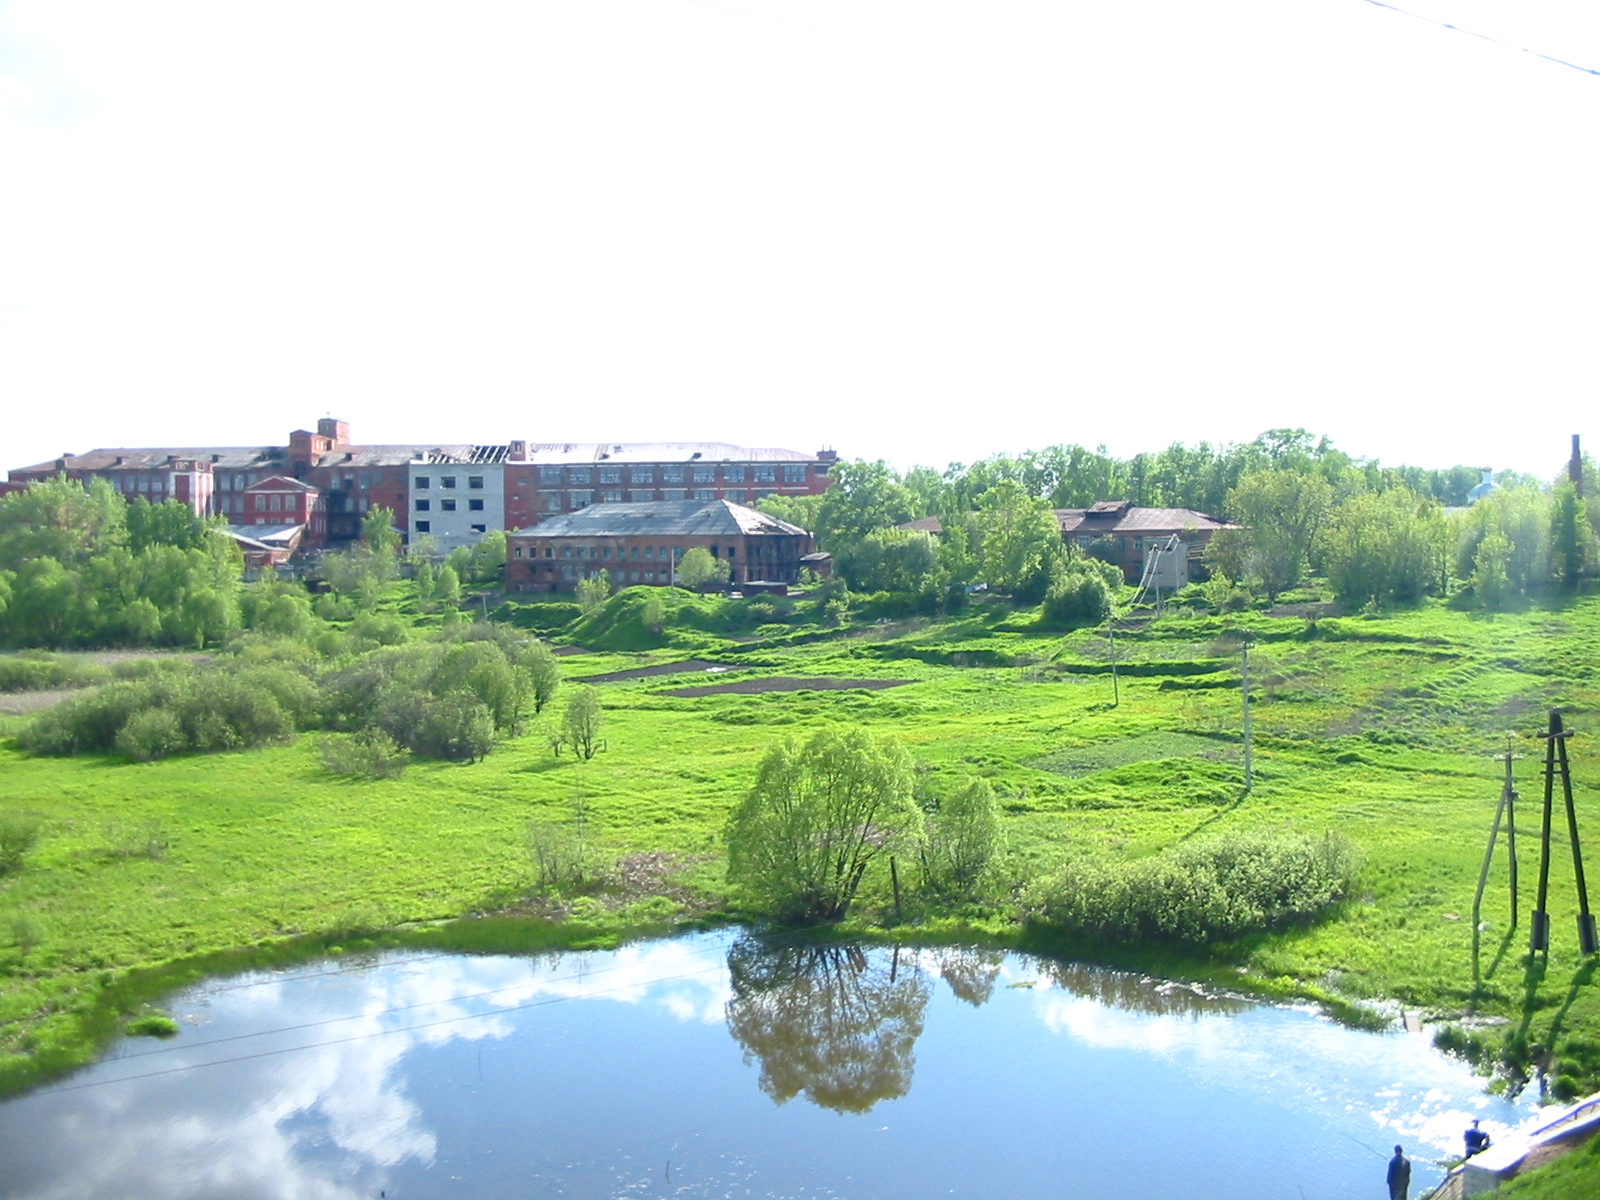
[{"left": 3, "top": 591, "right": 1600, "bottom": 1123}]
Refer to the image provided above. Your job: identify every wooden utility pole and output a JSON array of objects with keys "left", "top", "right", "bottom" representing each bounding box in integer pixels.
[
  {"left": 1472, "top": 743, "right": 1520, "bottom": 959},
  {"left": 1107, "top": 616, "right": 1120, "bottom": 707},
  {"left": 1241, "top": 637, "right": 1254, "bottom": 794}
]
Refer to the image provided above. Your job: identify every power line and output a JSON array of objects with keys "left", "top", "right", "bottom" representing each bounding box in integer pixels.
[{"left": 1358, "top": 0, "right": 1600, "bottom": 77}]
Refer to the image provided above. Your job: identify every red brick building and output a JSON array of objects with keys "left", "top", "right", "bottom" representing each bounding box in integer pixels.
[
  {"left": 507, "top": 499, "right": 813, "bottom": 592},
  {"left": 240, "top": 476, "right": 323, "bottom": 534},
  {"left": 1054, "top": 501, "right": 1233, "bottom": 585}
]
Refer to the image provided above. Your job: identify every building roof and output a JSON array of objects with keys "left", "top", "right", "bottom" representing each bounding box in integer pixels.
[
  {"left": 897, "top": 515, "right": 945, "bottom": 534},
  {"left": 511, "top": 499, "right": 808, "bottom": 539},
  {"left": 244, "top": 475, "right": 318, "bottom": 492},
  {"left": 408, "top": 445, "right": 510, "bottom": 465},
  {"left": 1055, "top": 505, "right": 1231, "bottom": 535},
  {"left": 224, "top": 524, "right": 304, "bottom": 548},
  {"left": 512, "top": 442, "right": 820, "bottom": 465},
  {"left": 11, "top": 447, "right": 288, "bottom": 474}
]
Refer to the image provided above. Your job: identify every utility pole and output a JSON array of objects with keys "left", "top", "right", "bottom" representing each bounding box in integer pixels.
[
  {"left": 1530, "top": 709, "right": 1595, "bottom": 955},
  {"left": 1472, "top": 741, "right": 1520, "bottom": 976},
  {"left": 1106, "top": 615, "right": 1120, "bottom": 707}
]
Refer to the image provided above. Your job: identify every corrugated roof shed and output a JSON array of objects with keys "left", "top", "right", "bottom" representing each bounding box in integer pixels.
[{"left": 512, "top": 499, "right": 808, "bottom": 539}]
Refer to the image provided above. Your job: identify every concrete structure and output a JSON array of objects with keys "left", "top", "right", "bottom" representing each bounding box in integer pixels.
[
  {"left": 1054, "top": 502, "right": 1232, "bottom": 584},
  {"left": 408, "top": 449, "right": 507, "bottom": 554},
  {"left": 506, "top": 499, "right": 813, "bottom": 592},
  {"left": 223, "top": 525, "right": 305, "bottom": 568}
]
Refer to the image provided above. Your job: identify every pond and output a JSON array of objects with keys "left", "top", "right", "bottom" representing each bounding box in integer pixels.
[{"left": 0, "top": 931, "right": 1550, "bottom": 1199}]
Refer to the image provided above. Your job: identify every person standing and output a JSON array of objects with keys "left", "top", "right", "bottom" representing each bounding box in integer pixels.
[{"left": 1387, "top": 1144, "right": 1411, "bottom": 1200}]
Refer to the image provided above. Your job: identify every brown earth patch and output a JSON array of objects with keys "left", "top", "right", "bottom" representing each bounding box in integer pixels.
[
  {"left": 0, "top": 689, "right": 79, "bottom": 716},
  {"left": 656, "top": 677, "right": 913, "bottom": 697},
  {"left": 574, "top": 659, "right": 727, "bottom": 683}
]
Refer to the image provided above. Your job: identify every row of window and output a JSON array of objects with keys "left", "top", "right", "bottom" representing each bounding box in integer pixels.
[
  {"left": 414, "top": 475, "right": 484, "bottom": 489},
  {"left": 416, "top": 498, "right": 485, "bottom": 512},
  {"left": 535, "top": 464, "right": 809, "bottom": 486},
  {"left": 543, "top": 487, "right": 779, "bottom": 510},
  {"left": 107, "top": 474, "right": 165, "bottom": 494},
  {"left": 414, "top": 521, "right": 488, "bottom": 534}
]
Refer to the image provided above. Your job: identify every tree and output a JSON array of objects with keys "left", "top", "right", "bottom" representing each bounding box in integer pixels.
[
  {"left": 562, "top": 686, "right": 604, "bottom": 760},
  {"left": 974, "top": 481, "right": 1059, "bottom": 594},
  {"left": 814, "top": 460, "right": 916, "bottom": 551},
  {"left": 830, "top": 529, "right": 937, "bottom": 592},
  {"left": 1550, "top": 481, "right": 1586, "bottom": 590},
  {"left": 676, "top": 548, "right": 729, "bottom": 591},
  {"left": 362, "top": 506, "right": 402, "bottom": 570},
  {"left": 920, "top": 778, "right": 1001, "bottom": 898},
  {"left": 1220, "top": 470, "right": 1334, "bottom": 599},
  {"left": 0, "top": 475, "right": 126, "bottom": 570},
  {"left": 434, "top": 564, "right": 462, "bottom": 612},
  {"left": 523, "top": 641, "right": 561, "bottom": 714},
  {"left": 412, "top": 558, "right": 437, "bottom": 613},
  {"left": 1040, "top": 557, "right": 1116, "bottom": 627},
  {"left": 125, "top": 498, "right": 209, "bottom": 552},
  {"left": 725, "top": 729, "right": 921, "bottom": 923},
  {"left": 1457, "top": 486, "right": 1549, "bottom": 595},
  {"left": 754, "top": 492, "right": 825, "bottom": 531},
  {"left": 1471, "top": 529, "right": 1513, "bottom": 611},
  {"left": 575, "top": 570, "right": 612, "bottom": 613},
  {"left": 1319, "top": 489, "right": 1447, "bottom": 607}
]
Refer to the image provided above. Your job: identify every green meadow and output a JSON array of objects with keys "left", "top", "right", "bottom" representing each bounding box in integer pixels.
[{"left": 3, "top": 590, "right": 1600, "bottom": 1117}]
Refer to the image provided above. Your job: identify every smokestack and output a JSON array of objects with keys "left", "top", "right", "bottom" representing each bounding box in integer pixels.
[{"left": 1572, "top": 434, "right": 1583, "bottom": 499}]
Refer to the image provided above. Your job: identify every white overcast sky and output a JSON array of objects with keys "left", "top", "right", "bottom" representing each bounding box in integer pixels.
[{"left": 2, "top": 1, "right": 1598, "bottom": 476}]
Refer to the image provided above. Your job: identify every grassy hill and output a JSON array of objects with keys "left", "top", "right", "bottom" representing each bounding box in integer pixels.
[{"left": 2, "top": 589, "right": 1599, "bottom": 1101}]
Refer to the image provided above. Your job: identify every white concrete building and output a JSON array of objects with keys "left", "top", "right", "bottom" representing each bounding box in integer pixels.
[{"left": 407, "top": 448, "right": 506, "bottom": 556}]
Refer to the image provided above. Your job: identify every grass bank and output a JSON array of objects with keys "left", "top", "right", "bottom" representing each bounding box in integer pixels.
[{"left": 2, "top": 591, "right": 1600, "bottom": 1099}]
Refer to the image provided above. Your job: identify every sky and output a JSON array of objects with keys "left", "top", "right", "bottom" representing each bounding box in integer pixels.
[{"left": 2, "top": 1, "right": 1598, "bottom": 477}]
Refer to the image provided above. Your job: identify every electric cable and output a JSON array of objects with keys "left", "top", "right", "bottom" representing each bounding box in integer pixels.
[{"left": 1358, "top": 0, "right": 1600, "bottom": 77}]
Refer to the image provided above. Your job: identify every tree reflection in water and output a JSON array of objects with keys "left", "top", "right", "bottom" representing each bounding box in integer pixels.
[
  {"left": 725, "top": 938, "right": 932, "bottom": 1113},
  {"left": 1036, "top": 959, "right": 1252, "bottom": 1019},
  {"left": 931, "top": 946, "right": 1005, "bottom": 1007}
]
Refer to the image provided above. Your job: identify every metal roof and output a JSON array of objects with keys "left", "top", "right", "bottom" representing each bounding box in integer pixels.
[
  {"left": 510, "top": 499, "right": 809, "bottom": 539},
  {"left": 513, "top": 442, "right": 818, "bottom": 465},
  {"left": 244, "top": 475, "right": 318, "bottom": 492},
  {"left": 12, "top": 447, "right": 288, "bottom": 473},
  {"left": 1055, "top": 506, "right": 1232, "bottom": 534}
]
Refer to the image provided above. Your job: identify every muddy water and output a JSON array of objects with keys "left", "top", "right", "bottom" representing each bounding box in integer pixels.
[{"left": 0, "top": 932, "right": 1548, "bottom": 1199}]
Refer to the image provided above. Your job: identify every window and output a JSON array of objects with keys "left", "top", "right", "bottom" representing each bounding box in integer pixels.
[
  {"left": 544, "top": 547, "right": 553, "bottom": 558},
  {"left": 441, "top": 498, "right": 457, "bottom": 511},
  {"left": 561, "top": 546, "right": 571, "bottom": 559},
  {"left": 441, "top": 476, "right": 457, "bottom": 488},
  {"left": 629, "top": 490, "right": 654, "bottom": 502},
  {"left": 415, "top": 520, "right": 431, "bottom": 533},
  {"left": 724, "top": 465, "right": 746, "bottom": 483},
  {"left": 416, "top": 499, "right": 430, "bottom": 511},
  {"left": 629, "top": 571, "right": 639, "bottom": 583},
  {"left": 629, "top": 467, "right": 654, "bottom": 484},
  {"left": 602, "top": 490, "right": 621, "bottom": 502},
  {"left": 660, "top": 546, "right": 670, "bottom": 560},
  {"left": 783, "top": 465, "right": 805, "bottom": 484},
  {"left": 540, "top": 467, "right": 562, "bottom": 484},
  {"left": 359, "top": 497, "right": 369, "bottom": 513},
  {"left": 693, "top": 466, "right": 715, "bottom": 484},
  {"left": 568, "top": 468, "right": 591, "bottom": 484},
  {"left": 664, "top": 489, "right": 685, "bottom": 500},
  {"left": 694, "top": 489, "right": 715, "bottom": 500},
  {"left": 726, "top": 489, "right": 746, "bottom": 502},
  {"left": 470, "top": 524, "right": 486, "bottom": 533},
  {"left": 517, "top": 476, "right": 529, "bottom": 487},
  {"left": 515, "top": 548, "right": 524, "bottom": 558},
  {"left": 645, "top": 570, "right": 655, "bottom": 582},
  {"left": 754, "top": 465, "right": 776, "bottom": 483},
  {"left": 727, "top": 546, "right": 736, "bottom": 559},
  {"left": 468, "top": 476, "right": 484, "bottom": 489},
  {"left": 544, "top": 493, "right": 562, "bottom": 511},
  {"left": 629, "top": 546, "right": 639, "bottom": 559},
  {"left": 414, "top": 476, "right": 430, "bottom": 489},
  {"left": 662, "top": 466, "right": 684, "bottom": 484},
  {"left": 570, "top": 492, "right": 591, "bottom": 508},
  {"left": 269, "top": 494, "right": 282, "bottom": 513},
  {"left": 599, "top": 467, "right": 621, "bottom": 484},
  {"left": 754, "top": 488, "right": 774, "bottom": 499},
  {"left": 234, "top": 475, "right": 245, "bottom": 490},
  {"left": 468, "top": 498, "right": 484, "bottom": 511}
]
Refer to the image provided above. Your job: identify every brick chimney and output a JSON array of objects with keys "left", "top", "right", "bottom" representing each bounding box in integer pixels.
[{"left": 1571, "top": 434, "right": 1583, "bottom": 499}]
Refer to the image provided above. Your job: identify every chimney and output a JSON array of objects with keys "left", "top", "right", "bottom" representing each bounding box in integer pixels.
[
  {"left": 1571, "top": 434, "right": 1583, "bottom": 499},
  {"left": 508, "top": 439, "right": 527, "bottom": 460}
]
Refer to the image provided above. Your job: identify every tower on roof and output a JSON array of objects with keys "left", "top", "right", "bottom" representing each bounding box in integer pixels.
[{"left": 1468, "top": 469, "right": 1497, "bottom": 504}]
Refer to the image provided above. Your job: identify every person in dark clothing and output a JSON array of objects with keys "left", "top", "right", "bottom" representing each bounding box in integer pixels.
[
  {"left": 1387, "top": 1145, "right": 1411, "bottom": 1200},
  {"left": 1464, "top": 1119, "right": 1491, "bottom": 1158}
]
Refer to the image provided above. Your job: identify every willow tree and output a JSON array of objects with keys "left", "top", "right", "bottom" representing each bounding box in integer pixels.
[{"left": 726, "top": 729, "right": 920, "bottom": 923}]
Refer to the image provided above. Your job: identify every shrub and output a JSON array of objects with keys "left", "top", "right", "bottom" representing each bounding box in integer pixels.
[
  {"left": 0, "top": 655, "right": 104, "bottom": 692},
  {"left": 576, "top": 572, "right": 612, "bottom": 615},
  {"left": 1028, "top": 830, "right": 1358, "bottom": 944},
  {"left": 921, "top": 779, "right": 1001, "bottom": 898},
  {"left": 115, "top": 708, "right": 187, "bottom": 761},
  {"left": 126, "top": 1013, "right": 179, "bottom": 1038},
  {"left": 0, "top": 814, "right": 42, "bottom": 875},
  {"left": 378, "top": 692, "right": 494, "bottom": 761},
  {"left": 319, "top": 728, "right": 411, "bottom": 779},
  {"left": 1041, "top": 565, "right": 1112, "bottom": 628},
  {"left": 528, "top": 812, "right": 595, "bottom": 890}
]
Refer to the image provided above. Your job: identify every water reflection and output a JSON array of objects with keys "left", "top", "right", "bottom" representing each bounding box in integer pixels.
[
  {"left": 1040, "top": 960, "right": 1252, "bottom": 1019},
  {"left": 725, "top": 937, "right": 930, "bottom": 1113},
  {"left": 931, "top": 946, "right": 1005, "bottom": 1007}
]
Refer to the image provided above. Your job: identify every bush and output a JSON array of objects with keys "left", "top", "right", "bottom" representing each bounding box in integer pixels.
[
  {"left": 115, "top": 708, "right": 187, "bottom": 761},
  {"left": 0, "top": 814, "right": 42, "bottom": 875},
  {"left": 126, "top": 1013, "right": 179, "bottom": 1038},
  {"left": 319, "top": 728, "right": 411, "bottom": 779},
  {"left": 921, "top": 779, "right": 1001, "bottom": 898},
  {"left": 528, "top": 813, "right": 595, "bottom": 890},
  {"left": 0, "top": 655, "right": 105, "bottom": 692},
  {"left": 378, "top": 692, "right": 494, "bottom": 761},
  {"left": 1028, "top": 830, "right": 1358, "bottom": 944},
  {"left": 1041, "top": 565, "right": 1112, "bottom": 628}
]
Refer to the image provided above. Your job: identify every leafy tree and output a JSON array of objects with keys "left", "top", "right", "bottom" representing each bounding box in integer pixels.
[
  {"left": 1220, "top": 469, "right": 1334, "bottom": 599},
  {"left": 464, "top": 531, "right": 507, "bottom": 584},
  {"left": 1471, "top": 529, "right": 1514, "bottom": 611},
  {"left": 831, "top": 529, "right": 937, "bottom": 592},
  {"left": 434, "top": 564, "right": 462, "bottom": 612},
  {"left": 755, "top": 492, "right": 825, "bottom": 531},
  {"left": 575, "top": 570, "right": 612, "bottom": 613},
  {"left": 1319, "top": 489, "right": 1448, "bottom": 607},
  {"left": 726, "top": 729, "right": 921, "bottom": 923},
  {"left": 974, "top": 481, "right": 1059, "bottom": 594},
  {"left": 676, "top": 548, "right": 729, "bottom": 591},
  {"left": 0, "top": 475, "right": 126, "bottom": 570},
  {"left": 561, "top": 686, "right": 604, "bottom": 760},
  {"left": 921, "top": 778, "right": 1001, "bottom": 898},
  {"left": 814, "top": 460, "right": 916, "bottom": 551},
  {"left": 1040, "top": 557, "right": 1116, "bottom": 627},
  {"left": 125, "top": 498, "right": 210, "bottom": 552},
  {"left": 1550, "top": 481, "right": 1586, "bottom": 590},
  {"left": 362, "top": 506, "right": 402, "bottom": 570},
  {"left": 523, "top": 641, "right": 561, "bottom": 713},
  {"left": 412, "top": 558, "right": 437, "bottom": 613}
]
